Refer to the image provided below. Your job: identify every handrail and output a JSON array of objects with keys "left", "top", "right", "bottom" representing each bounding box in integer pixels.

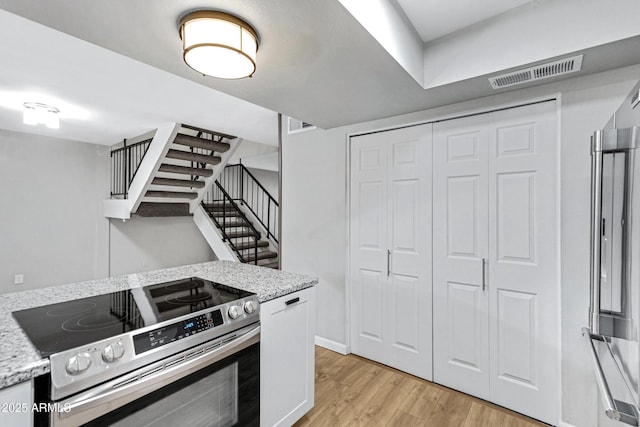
[
  {"left": 220, "top": 163, "right": 279, "bottom": 243},
  {"left": 234, "top": 164, "right": 279, "bottom": 208},
  {"left": 202, "top": 182, "right": 260, "bottom": 264},
  {"left": 582, "top": 327, "right": 639, "bottom": 426},
  {"left": 110, "top": 138, "right": 153, "bottom": 199}
]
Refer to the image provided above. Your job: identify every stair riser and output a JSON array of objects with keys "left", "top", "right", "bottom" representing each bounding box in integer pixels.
[
  {"left": 166, "top": 149, "right": 221, "bottom": 165},
  {"left": 151, "top": 178, "right": 205, "bottom": 189},
  {"left": 145, "top": 191, "right": 198, "bottom": 200},
  {"left": 174, "top": 134, "right": 231, "bottom": 152},
  {"left": 158, "top": 164, "right": 213, "bottom": 177}
]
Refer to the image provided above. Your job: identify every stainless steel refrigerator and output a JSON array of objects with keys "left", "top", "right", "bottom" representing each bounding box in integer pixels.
[{"left": 586, "top": 79, "right": 640, "bottom": 426}]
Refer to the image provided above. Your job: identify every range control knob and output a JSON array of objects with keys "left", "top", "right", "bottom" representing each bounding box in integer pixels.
[
  {"left": 102, "top": 342, "right": 125, "bottom": 363},
  {"left": 65, "top": 352, "right": 92, "bottom": 375},
  {"left": 244, "top": 300, "right": 257, "bottom": 314},
  {"left": 228, "top": 305, "right": 243, "bottom": 320}
]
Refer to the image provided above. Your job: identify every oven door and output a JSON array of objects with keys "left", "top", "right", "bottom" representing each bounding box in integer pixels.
[{"left": 48, "top": 324, "right": 259, "bottom": 427}]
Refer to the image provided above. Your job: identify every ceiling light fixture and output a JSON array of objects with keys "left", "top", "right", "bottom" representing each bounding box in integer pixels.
[
  {"left": 179, "top": 10, "right": 258, "bottom": 80},
  {"left": 23, "top": 102, "right": 60, "bottom": 129}
]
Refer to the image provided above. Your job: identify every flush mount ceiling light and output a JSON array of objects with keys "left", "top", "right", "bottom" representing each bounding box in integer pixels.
[
  {"left": 23, "top": 102, "right": 60, "bottom": 129},
  {"left": 179, "top": 10, "right": 258, "bottom": 79}
]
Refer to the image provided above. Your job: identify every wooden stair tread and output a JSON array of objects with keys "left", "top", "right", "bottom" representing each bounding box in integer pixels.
[
  {"left": 166, "top": 149, "right": 221, "bottom": 165},
  {"left": 234, "top": 241, "right": 269, "bottom": 250},
  {"left": 244, "top": 251, "right": 278, "bottom": 262},
  {"left": 207, "top": 210, "right": 243, "bottom": 218},
  {"left": 152, "top": 177, "right": 205, "bottom": 188},
  {"left": 158, "top": 164, "right": 213, "bottom": 177},
  {"left": 136, "top": 202, "right": 191, "bottom": 217},
  {"left": 174, "top": 134, "right": 231, "bottom": 152},
  {"left": 146, "top": 190, "right": 198, "bottom": 199},
  {"left": 227, "top": 230, "right": 259, "bottom": 239}
]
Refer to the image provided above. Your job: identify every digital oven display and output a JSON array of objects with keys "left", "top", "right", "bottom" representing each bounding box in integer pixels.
[{"left": 133, "top": 309, "right": 224, "bottom": 354}]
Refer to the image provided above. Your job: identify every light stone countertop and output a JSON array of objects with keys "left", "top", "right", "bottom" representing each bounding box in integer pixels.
[{"left": 0, "top": 261, "right": 317, "bottom": 390}]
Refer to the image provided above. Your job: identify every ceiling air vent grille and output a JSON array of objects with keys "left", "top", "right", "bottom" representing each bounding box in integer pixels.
[{"left": 489, "top": 55, "right": 583, "bottom": 89}]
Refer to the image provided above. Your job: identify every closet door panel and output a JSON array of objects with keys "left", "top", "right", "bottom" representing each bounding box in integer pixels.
[
  {"left": 350, "top": 124, "right": 433, "bottom": 380},
  {"left": 350, "top": 136, "right": 389, "bottom": 358},
  {"left": 433, "top": 115, "right": 490, "bottom": 398},
  {"left": 387, "top": 126, "right": 433, "bottom": 379},
  {"left": 488, "top": 102, "right": 558, "bottom": 425}
]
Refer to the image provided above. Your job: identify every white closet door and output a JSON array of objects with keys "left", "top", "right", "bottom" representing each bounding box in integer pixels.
[
  {"left": 350, "top": 133, "right": 389, "bottom": 361},
  {"left": 350, "top": 124, "right": 432, "bottom": 380},
  {"left": 487, "top": 102, "right": 558, "bottom": 424},
  {"left": 433, "top": 114, "right": 490, "bottom": 399}
]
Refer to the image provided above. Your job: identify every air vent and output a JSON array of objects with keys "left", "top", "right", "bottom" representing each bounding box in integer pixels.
[{"left": 489, "top": 55, "right": 583, "bottom": 89}]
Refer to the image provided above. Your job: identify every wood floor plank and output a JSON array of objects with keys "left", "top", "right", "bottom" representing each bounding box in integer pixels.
[
  {"left": 294, "top": 347, "right": 546, "bottom": 427},
  {"left": 386, "top": 409, "right": 423, "bottom": 427},
  {"left": 399, "top": 381, "right": 444, "bottom": 420}
]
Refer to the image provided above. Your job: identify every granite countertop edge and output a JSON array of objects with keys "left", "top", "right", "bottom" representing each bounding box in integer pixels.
[{"left": 0, "top": 261, "right": 317, "bottom": 390}]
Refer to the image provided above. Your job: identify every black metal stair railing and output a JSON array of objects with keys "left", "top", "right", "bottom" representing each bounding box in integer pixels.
[
  {"left": 218, "top": 163, "right": 279, "bottom": 244},
  {"left": 110, "top": 138, "right": 153, "bottom": 198},
  {"left": 202, "top": 181, "right": 260, "bottom": 264}
]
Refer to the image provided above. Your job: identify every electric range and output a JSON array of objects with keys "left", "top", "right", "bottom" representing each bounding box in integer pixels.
[{"left": 12, "top": 277, "right": 260, "bottom": 401}]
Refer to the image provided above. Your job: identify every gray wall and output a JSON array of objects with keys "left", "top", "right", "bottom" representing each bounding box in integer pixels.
[
  {"left": 246, "top": 167, "right": 279, "bottom": 201},
  {"left": 109, "top": 217, "right": 215, "bottom": 276},
  {"left": 0, "top": 129, "right": 216, "bottom": 293},
  {"left": 0, "top": 129, "right": 109, "bottom": 292},
  {"left": 281, "top": 64, "right": 640, "bottom": 427}
]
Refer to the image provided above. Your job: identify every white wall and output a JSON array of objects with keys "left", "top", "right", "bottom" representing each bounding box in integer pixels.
[
  {"left": 423, "top": 0, "right": 640, "bottom": 89},
  {"left": 0, "top": 129, "right": 218, "bottom": 292},
  {"left": 108, "top": 217, "right": 215, "bottom": 276},
  {"left": 282, "top": 64, "right": 640, "bottom": 427},
  {"left": 246, "top": 167, "right": 279, "bottom": 201},
  {"left": 0, "top": 129, "right": 109, "bottom": 292}
]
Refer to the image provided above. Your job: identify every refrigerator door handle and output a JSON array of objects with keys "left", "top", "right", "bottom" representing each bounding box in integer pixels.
[{"left": 582, "top": 327, "right": 639, "bottom": 426}]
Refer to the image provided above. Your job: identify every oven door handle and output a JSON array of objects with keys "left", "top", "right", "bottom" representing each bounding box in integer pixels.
[{"left": 51, "top": 323, "right": 260, "bottom": 427}]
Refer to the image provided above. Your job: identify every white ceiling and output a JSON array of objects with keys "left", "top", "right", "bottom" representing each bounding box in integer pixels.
[
  {"left": 0, "top": 0, "right": 638, "bottom": 146},
  {"left": 396, "top": 0, "right": 533, "bottom": 42}
]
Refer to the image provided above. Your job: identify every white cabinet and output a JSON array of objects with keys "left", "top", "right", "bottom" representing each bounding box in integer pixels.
[
  {"left": 0, "top": 381, "right": 33, "bottom": 427},
  {"left": 348, "top": 124, "right": 433, "bottom": 380},
  {"left": 260, "top": 287, "right": 315, "bottom": 427},
  {"left": 432, "top": 101, "right": 558, "bottom": 424}
]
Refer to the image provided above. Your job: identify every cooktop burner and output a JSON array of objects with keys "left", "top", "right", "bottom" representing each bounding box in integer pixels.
[{"left": 12, "top": 277, "right": 253, "bottom": 357}]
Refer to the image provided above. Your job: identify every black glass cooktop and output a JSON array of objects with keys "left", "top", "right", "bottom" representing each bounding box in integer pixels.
[{"left": 12, "top": 277, "right": 253, "bottom": 357}]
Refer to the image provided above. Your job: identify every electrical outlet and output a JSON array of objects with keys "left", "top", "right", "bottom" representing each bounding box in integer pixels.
[{"left": 14, "top": 274, "right": 24, "bottom": 285}]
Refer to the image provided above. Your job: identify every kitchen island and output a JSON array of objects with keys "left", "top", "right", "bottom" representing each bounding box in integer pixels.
[{"left": 0, "top": 260, "right": 317, "bottom": 426}]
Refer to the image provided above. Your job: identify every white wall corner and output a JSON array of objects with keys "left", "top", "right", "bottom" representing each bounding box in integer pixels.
[
  {"left": 422, "top": 0, "right": 640, "bottom": 89},
  {"left": 338, "top": 0, "right": 424, "bottom": 87},
  {"left": 103, "top": 199, "right": 131, "bottom": 219},
  {"left": 193, "top": 205, "right": 238, "bottom": 262},
  {"left": 189, "top": 137, "right": 244, "bottom": 213},
  {"left": 127, "top": 122, "right": 181, "bottom": 214},
  {"left": 558, "top": 422, "right": 578, "bottom": 427},
  {"left": 315, "top": 336, "right": 349, "bottom": 355}
]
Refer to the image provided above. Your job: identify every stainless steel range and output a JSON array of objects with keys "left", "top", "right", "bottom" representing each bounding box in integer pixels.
[{"left": 12, "top": 277, "right": 260, "bottom": 427}]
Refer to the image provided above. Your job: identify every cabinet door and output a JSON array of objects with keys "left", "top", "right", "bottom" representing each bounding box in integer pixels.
[
  {"left": 0, "top": 381, "right": 32, "bottom": 427},
  {"left": 487, "top": 102, "right": 558, "bottom": 425},
  {"left": 433, "top": 114, "right": 491, "bottom": 399},
  {"left": 260, "top": 287, "right": 315, "bottom": 427},
  {"left": 350, "top": 124, "right": 432, "bottom": 380}
]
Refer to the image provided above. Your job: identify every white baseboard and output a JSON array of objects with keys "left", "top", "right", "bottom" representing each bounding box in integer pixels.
[
  {"left": 558, "top": 421, "right": 577, "bottom": 427},
  {"left": 315, "top": 336, "right": 349, "bottom": 355}
]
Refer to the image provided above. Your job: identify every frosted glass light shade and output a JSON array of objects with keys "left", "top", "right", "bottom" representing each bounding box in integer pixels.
[{"left": 180, "top": 11, "right": 258, "bottom": 79}]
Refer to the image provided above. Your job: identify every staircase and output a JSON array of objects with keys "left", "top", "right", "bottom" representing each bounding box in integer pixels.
[
  {"left": 137, "top": 125, "right": 238, "bottom": 216},
  {"left": 105, "top": 123, "right": 279, "bottom": 269},
  {"left": 201, "top": 184, "right": 279, "bottom": 269}
]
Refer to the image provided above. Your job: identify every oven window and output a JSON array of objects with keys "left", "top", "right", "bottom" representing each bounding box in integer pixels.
[{"left": 85, "top": 343, "right": 259, "bottom": 427}]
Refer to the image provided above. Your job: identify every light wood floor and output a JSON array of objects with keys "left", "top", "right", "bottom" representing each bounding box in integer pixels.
[{"left": 294, "top": 346, "right": 548, "bottom": 427}]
